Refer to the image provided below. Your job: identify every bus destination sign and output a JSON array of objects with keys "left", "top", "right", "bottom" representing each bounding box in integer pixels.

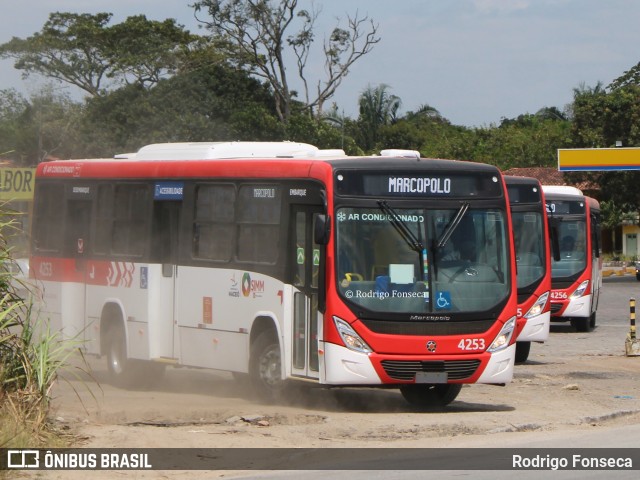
[{"left": 335, "top": 171, "right": 502, "bottom": 198}]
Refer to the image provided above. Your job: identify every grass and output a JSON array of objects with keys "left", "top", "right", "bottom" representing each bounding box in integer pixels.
[{"left": 0, "top": 218, "right": 94, "bottom": 474}]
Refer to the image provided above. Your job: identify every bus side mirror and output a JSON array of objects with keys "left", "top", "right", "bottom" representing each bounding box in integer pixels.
[{"left": 314, "top": 214, "right": 331, "bottom": 245}]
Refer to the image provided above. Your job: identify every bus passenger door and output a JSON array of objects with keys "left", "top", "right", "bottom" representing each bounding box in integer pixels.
[
  {"left": 148, "top": 200, "right": 181, "bottom": 360},
  {"left": 290, "top": 206, "right": 323, "bottom": 380},
  {"left": 66, "top": 199, "right": 92, "bottom": 345}
]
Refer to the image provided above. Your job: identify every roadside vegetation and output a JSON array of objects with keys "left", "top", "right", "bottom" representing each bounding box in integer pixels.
[{"left": 0, "top": 217, "right": 88, "bottom": 455}]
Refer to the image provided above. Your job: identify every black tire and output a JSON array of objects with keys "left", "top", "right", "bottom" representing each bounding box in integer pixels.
[
  {"left": 105, "top": 323, "right": 136, "bottom": 388},
  {"left": 571, "top": 316, "right": 591, "bottom": 332},
  {"left": 105, "top": 323, "right": 165, "bottom": 388},
  {"left": 589, "top": 312, "right": 596, "bottom": 330},
  {"left": 399, "top": 384, "right": 462, "bottom": 408},
  {"left": 515, "top": 341, "right": 531, "bottom": 363},
  {"left": 249, "top": 331, "right": 285, "bottom": 402}
]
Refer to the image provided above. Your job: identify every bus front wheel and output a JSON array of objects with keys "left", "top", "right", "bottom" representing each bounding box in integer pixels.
[
  {"left": 515, "top": 341, "right": 531, "bottom": 363},
  {"left": 249, "top": 331, "right": 285, "bottom": 402},
  {"left": 399, "top": 384, "right": 462, "bottom": 408}
]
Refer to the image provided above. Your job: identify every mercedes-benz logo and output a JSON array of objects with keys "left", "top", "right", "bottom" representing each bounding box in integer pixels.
[{"left": 426, "top": 340, "right": 437, "bottom": 352}]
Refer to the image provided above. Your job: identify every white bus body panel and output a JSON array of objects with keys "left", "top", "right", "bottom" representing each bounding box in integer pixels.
[
  {"left": 519, "top": 311, "right": 551, "bottom": 342},
  {"left": 147, "top": 264, "right": 175, "bottom": 360},
  {"left": 476, "top": 344, "right": 515, "bottom": 384},
  {"left": 174, "top": 267, "right": 285, "bottom": 372},
  {"left": 563, "top": 293, "right": 592, "bottom": 318},
  {"left": 36, "top": 279, "right": 63, "bottom": 339},
  {"left": 85, "top": 261, "right": 150, "bottom": 360},
  {"left": 61, "top": 282, "right": 86, "bottom": 342},
  {"left": 322, "top": 343, "right": 383, "bottom": 385}
]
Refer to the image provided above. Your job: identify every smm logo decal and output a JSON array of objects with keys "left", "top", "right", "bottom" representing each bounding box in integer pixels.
[
  {"left": 241, "top": 272, "right": 265, "bottom": 298},
  {"left": 242, "top": 272, "right": 252, "bottom": 297}
]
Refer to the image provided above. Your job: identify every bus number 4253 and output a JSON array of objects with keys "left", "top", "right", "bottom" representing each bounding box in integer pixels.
[{"left": 458, "top": 338, "right": 486, "bottom": 351}]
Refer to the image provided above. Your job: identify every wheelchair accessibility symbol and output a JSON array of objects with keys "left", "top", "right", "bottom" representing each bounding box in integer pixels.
[{"left": 435, "top": 291, "right": 451, "bottom": 310}]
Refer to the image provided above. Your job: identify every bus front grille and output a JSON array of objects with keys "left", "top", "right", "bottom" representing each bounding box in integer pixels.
[
  {"left": 550, "top": 303, "right": 563, "bottom": 313},
  {"left": 380, "top": 359, "right": 481, "bottom": 381}
]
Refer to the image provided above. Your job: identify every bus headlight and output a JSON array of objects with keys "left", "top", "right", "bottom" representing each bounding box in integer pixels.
[
  {"left": 333, "top": 317, "right": 372, "bottom": 354},
  {"left": 570, "top": 280, "right": 589, "bottom": 300},
  {"left": 487, "top": 316, "right": 516, "bottom": 353},
  {"left": 524, "top": 292, "right": 549, "bottom": 319}
]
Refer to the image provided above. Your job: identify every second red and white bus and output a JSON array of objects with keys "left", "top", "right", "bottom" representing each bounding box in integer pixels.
[
  {"left": 505, "top": 176, "right": 551, "bottom": 363},
  {"left": 30, "top": 142, "right": 519, "bottom": 407},
  {"left": 542, "top": 185, "right": 602, "bottom": 332}
]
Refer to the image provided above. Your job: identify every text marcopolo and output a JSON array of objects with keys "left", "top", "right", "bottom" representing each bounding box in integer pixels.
[{"left": 388, "top": 177, "right": 451, "bottom": 194}]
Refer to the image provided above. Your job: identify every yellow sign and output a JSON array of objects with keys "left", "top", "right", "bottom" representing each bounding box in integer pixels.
[
  {"left": 558, "top": 148, "right": 640, "bottom": 172},
  {"left": 0, "top": 168, "right": 36, "bottom": 201}
]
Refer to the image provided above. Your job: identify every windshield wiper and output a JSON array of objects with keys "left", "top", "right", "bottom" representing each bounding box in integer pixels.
[
  {"left": 436, "top": 202, "right": 470, "bottom": 249},
  {"left": 377, "top": 201, "right": 429, "bottom": 283},
  {"left": 377, "top": 201, "right": 423, "bottom": 252}
]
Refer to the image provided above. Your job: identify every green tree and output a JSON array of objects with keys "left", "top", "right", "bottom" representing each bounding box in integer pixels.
[
  {"left": 461, "top": 111, "right": 571, "bottom": 170},
  {"left": 0, "top": 12, "right": 205, "bottom": 97},
  {"left": 569, "top": 80, "right": 640, "bottom": 219},
  {"left": 103, "top": 15, "right": 206, "bottom": 88},
  {"left": 0, "top": 89, "right": 29, "bottom": 163},
  {"left": 356, "top": 84, "right": 401, "bottom": 151},
  {"left": 192, "top": 0, "right": 380, "bottom": 122},
  {"left": 76, "top": 63, "right": 283, "bottom": 156},
  {"left": 571, "top": 82, "right": 640, "bottom": 148},
  {"left": 0, "top": 87, "right": 83, "bottom": 165},
  {"left": 0, "top": 13, "right": 114, "bottom": 96}
]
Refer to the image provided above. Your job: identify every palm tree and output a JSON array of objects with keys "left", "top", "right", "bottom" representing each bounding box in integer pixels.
[{"left": 357, "top": 84, "right": 401, "bottom": 151}]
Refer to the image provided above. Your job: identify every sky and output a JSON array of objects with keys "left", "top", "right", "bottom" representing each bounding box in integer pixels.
[{"left": 1, "top": 0, "right": 640, "bottom": 127}]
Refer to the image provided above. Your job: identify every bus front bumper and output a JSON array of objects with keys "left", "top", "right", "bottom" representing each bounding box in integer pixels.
[
  {"left": 518, "top": 311, "right": 551, "bottom": 342},
  {"left": 551, "top": 293, "right": 592, "bottom": 319},
  {"left": 322, "top": 342, "right": 515, "bottom": 386}
]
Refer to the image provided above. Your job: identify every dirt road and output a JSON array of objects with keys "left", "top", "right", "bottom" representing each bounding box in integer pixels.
[{"left": 25, "top": 276, "right": 640, "bottom": 477}]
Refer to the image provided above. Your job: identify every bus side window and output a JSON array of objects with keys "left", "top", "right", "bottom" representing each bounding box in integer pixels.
[
  {"left": 33, "top": 183, "right": 64, "bottom": 253},
  {"left": 192, "top": 184, "right": 236, "bottom": 262}
]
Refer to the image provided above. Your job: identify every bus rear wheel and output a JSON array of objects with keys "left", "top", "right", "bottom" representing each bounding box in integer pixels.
[
  {"left": 249, "top": 331, "right": 285, "bottom": 402},
  {"left": 571, "top": 316, "right": 593, "bottom": 332},
  {"left": 105, "top": 323, "right": 165, "bottom": 388},
  {"left": 106, "top": 323, "right": 136, "bottom": 388},
  {"left": 399, "top": 384, "right": 462, "bottom": 408}
]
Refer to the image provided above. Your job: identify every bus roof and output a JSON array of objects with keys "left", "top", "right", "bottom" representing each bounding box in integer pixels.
[
  {"left": 35, "top": 142, "right": 502, "bottom": 179},
  {"left": 541, "top": 185, "right": 584, "bottom": 197},
  {"left": 504, "top": 175, "right": 541, "bottom": 187},
  {"left": 126, "top": 141, "right": 343, "bottom": 160}
]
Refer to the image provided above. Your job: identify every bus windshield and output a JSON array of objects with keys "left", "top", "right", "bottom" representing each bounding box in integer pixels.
[
  {"left": 336, "top": 206, "right": 510, "bottom": 314},
  {"left": 512, "top": 211, "right": 546, "bottom": 290},
  {"left": 551, "top": 219, "right": 587, "bottom": 280}
]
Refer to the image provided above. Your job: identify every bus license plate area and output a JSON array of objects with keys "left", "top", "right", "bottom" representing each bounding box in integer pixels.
[{"left": 415, "top": 372, "right": 448, "bottom": 384}]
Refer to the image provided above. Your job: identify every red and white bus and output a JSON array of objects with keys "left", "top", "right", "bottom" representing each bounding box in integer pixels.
[
  {"left": 30, "top": 142, "right": 518, "bottom": 407},
  {"left": 542, "top": 185, "right": 602, "bottom": 332},
  {"left": 505, "top": 176, "right": 551, "bottom": 363}
]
